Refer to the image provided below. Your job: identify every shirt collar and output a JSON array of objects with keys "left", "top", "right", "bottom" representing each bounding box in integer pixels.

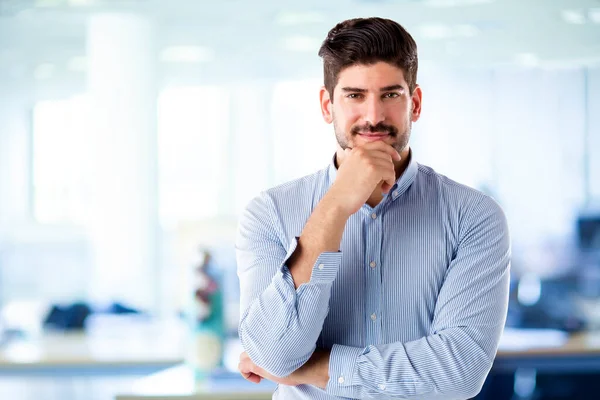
[{"left": 326, "top": 148, "right": 418, "bottom": 201}]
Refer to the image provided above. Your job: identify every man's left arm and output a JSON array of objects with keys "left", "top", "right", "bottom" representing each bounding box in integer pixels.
[{"left": 323, "top": 195, "right": 510, "bottom": 400}]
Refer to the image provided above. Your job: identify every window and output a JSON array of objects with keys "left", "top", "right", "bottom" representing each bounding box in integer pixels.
[
  {"left": 157, "top": 86, "right": 230, "bottom": 226},
  {"left": 271, "top": 79, "right": 336, "bottom": 185},
  {"left": 32, "top": 95, "right": 90, "bottom": 225}
]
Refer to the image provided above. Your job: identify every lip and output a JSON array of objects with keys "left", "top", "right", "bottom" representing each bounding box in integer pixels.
[{"left": 358, "top": 133, "right": 389, "bottom": 142}]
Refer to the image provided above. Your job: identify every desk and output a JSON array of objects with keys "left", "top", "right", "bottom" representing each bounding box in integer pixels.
[
  {"left": 116, "top": 329, "right": 600, "bottom": 400},
  {"left": 494, "top": 328, "right": 600, "bottom": 372},
  {"left": 0, "top": 320, "right": 187, "bottom": 400},
  {"left": 0, "top": 322, "right": 186, "bottom": 375},
  {"left": 115, "top": 365, "right": 275, "bottom": 400}
]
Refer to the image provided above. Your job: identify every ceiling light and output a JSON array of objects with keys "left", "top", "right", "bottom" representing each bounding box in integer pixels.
[
  {"left": 419, "top": 24, "right": 452, "bottom": 39},
  {"left": 67, "top": 55, "right": 87, "bottom": 72},
  {"left": 588, "top": 8, "right": 600, "bottom": 24},
  {"left": 515, "top": 53, "right": 539, "bottom": 68},
  {"left": 34, "top": 63, "right": 55, "bottom": 80},
  {"left": 418, "top": 24, "right": 479, "bottom": 39},
  {"left": 160, "top": 46, "right": 214, "bottom": 64},
  {"left": 282, "top": 35, "right": 322, "bottom": 52},
  {"left": 275, "top": 11, "right": 325, "bottom": 26},
  {"left": 561, "top": 9, "right": 586, "bottom": 24},
  {"left": 425, "top": 0, "right": 494, "bottom": 7},
  {"left": 455, "top": 24, "right": 479, "bottom": 37},
  {"left": 34, "top": 0, "right": 63, "bottom": 7},
  {"left": 68, "top": 0, "right": 96, "bottom": 6}
]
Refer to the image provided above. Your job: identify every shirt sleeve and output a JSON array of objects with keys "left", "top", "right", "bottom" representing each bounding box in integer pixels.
[
  {"left": 236, "top": 191, "right": 342, "bottom": 378},
  {"left": 326, "top": 195, "right": 511, "bottom": 400}
]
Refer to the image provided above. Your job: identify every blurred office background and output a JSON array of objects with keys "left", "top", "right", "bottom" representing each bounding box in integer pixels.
[{"left": 1, "top": 0, "right": 600, "bottom": 399}]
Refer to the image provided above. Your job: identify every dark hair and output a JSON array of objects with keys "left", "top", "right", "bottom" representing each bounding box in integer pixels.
[{"left": 318, "top": 17, "right": 418, "bottom": 100}]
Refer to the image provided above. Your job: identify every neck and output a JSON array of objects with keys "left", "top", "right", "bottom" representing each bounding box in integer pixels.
[{"left": 392, "top": 146, "right": 411, "bottom": 180}]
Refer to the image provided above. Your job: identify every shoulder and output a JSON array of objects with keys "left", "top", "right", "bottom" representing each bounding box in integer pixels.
[
  {"left": 416, "top": 163, "right": 507, "bottom": 234},
  {"left": 239, "top": 166, "right": 329, "bottom": 231}
]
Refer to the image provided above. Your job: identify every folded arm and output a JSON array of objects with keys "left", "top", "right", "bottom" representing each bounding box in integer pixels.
[
  {"left": 324, "top": 196, "right": 510, "bottom": 399},
  {"left": 236, "top": 190, "right": 350, "bottom": 377}
]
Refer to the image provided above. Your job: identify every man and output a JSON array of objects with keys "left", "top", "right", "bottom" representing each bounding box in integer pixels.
[{"left": 236, "top": 17, "right": 510, "bottom": 400}]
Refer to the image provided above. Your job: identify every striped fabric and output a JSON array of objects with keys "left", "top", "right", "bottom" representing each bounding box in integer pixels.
[{"left": 236, "top": 151, "right": 511, "bottom": 400}]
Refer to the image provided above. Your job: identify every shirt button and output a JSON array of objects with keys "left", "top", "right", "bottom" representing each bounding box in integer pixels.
[
  {"left": 378, "top": 384, "right": 386, "bottom": 391},
  {"left": 371, "top": 212, "right": 377, "bottom": 219},
  {"left": 371, "top": 313, "right": 377, "bottom": 321},
  {"left": 369, "top": 261, "right": 376, "bottom": 268},
  {"left": 318, "top": 263, "right": 325, "bottom": 270},
  {"left": 338, "top": 376, "right": 345, "bottom": 384},
  {"left": 394, "top": 190, "right": 399, "bottom": 197}
]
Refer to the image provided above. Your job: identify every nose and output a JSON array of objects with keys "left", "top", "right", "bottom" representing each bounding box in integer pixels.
[{"left": 364, "top": 96, "right": 385, "bottom": 126}]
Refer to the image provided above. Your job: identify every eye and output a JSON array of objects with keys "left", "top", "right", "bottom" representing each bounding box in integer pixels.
[
  {"left": 347, "top": 93, "right": 363, "bottom": 99},
  {"left": 383, "top": 92, "right": 399, "bottom": 99}
]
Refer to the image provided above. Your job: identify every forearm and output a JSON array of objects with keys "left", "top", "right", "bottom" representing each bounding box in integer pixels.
[
  {"left": 239, "top": 247, "right": 341, "bottom": 377},
  {"left": 237, "top": 190, "right": 348, "bottom": 377},
  {"left": 287, "top": 189, "right": 350, "bottom": 288},
  {"left": 327, "top": 326, "right": 498, "bottom": 400}
]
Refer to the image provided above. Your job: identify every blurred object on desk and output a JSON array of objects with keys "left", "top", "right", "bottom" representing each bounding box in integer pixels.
[
  {"left": 44, "top": 301, "right": 145, "bottom": 331},
  {"left": 173, "top": 221, "right": 240, "bottom": 384},
  {"left": 576, "top": 210, "right": 600, "bottom": 254},
  {"left": 43, "top": 302, "right": 91, "bottom": 331},
  {"left": 506, "top": 274, "right": 586, "bottom": 332},
  {"left": 1, "top": 297, "right": 148, "bottom": 340},
  {"left": 186, "top": 249, "right": 225, "bottom": 380},
  {"left": 573, "top": 295, "right": 600, "bottom": 330},
  {"left": 172, "top": 219, "right": 238, "bottom": 335},
  {"left": 575, "top": 209, "right": 600, "bottom": 299}
]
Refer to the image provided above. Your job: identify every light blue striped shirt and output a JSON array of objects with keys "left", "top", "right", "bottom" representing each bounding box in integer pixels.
[{"left": 236, "top": 151, "right": 510, "bottom": 400}]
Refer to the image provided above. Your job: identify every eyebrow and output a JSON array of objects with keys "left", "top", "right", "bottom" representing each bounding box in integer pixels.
[{"left": 341, "top": 84, "right": 405, "bottom": 92}]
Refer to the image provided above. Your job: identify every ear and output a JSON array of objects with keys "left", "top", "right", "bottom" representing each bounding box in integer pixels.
[
  {"left": 410, "top": 84, "right": 422, "bottom": 122},
  {"left": 320, "top": 86, "right": 333, "bottom": 124}
]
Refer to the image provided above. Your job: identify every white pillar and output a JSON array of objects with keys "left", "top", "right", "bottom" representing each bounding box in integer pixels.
[
  {"left": 0, "top": 82, "right": 31, "bottom": 232},
  {"left": 86, "top": 13, "right": 159, "bottom": 311}
]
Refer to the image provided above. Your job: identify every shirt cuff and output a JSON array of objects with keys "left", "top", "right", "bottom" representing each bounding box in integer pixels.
[
  {"left": 279, "top": 237, "right": 342, "bottom": 287},
  {"left": 325, "top": 344, "right": 362, "bottom": 398}
]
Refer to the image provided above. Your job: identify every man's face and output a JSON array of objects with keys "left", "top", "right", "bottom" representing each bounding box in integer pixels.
[{"left": 320, "top": 62, "right": 421, "bottom": 154}]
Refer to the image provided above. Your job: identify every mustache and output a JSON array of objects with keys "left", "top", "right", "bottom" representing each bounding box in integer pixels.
[{"left": 352, "top": 122, "right": 398, "bottom": 136}]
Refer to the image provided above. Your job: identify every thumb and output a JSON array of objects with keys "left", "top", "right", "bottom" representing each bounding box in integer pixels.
[{"left": 381, "top": 182, "right": 392, "bottom": 194}]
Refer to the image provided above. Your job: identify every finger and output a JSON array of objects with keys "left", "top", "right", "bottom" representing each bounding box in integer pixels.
[
  {"left": 362, "top": 141, "right": 401, "bottom": 161},
  {"left": 381, "top": 181, "right": 393, "bottom": 194},
  {"left": 241, "top": 371, "right": 262, "bottom": 384},
  {"left": 364, "top": 150, "right": 397, "bottom": 164},
  {"left": 245, "top": 372, "right": 263, "bottom": 384},
  {"left": 383, "top": 170, "right": 396, "bottom": 193},
  {"left": 367, "top": 158, "right": 396, "bottom": 176},
  {"left": 381, "top": 181, "right": 394, "bottom": 194}
]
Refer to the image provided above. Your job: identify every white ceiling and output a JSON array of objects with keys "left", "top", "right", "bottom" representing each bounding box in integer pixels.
[{"left": 1, "top": 0, "right": 600, "bottom": 84}]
